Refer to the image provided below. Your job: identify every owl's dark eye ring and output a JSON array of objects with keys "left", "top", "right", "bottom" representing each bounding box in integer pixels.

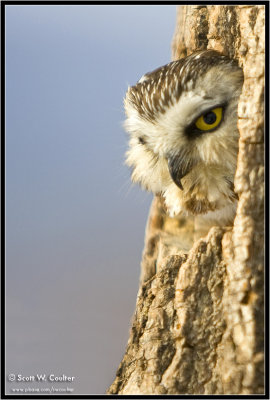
[
  {"left": 185, "top": 104, "right": 226, "bottom": 138},
  {"left": 195, "top": 107, "right": 223, "bottom": 131}
]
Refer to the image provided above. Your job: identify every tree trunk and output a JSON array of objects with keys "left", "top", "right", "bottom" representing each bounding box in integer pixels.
[{"left": 107, "top": 5, "right": 265, "bottom": 395}]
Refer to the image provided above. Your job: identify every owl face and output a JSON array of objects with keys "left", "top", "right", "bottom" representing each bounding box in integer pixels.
[{"left": 124, "top": 50, "right": 243, "bottom": 223}]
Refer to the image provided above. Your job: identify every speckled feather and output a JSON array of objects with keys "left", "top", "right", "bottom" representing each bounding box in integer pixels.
[
  {"left": 124, "top": 50, "right": 243, "bottom": 224},
  {"left": 126, "top": 50, "right": 239, "bottom": 123}
]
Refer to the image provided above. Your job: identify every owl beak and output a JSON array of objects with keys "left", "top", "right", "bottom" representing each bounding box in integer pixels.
[{"left": 167, "top": 153, "right": 197, "bottom": 191}]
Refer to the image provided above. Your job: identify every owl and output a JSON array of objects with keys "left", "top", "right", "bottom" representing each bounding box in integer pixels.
[{"left": 124, "top": 50, "right": 243, "bottom": 226}]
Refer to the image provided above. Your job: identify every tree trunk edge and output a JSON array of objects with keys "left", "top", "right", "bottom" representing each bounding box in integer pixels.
[{"left": 107, "top": 5, "right": 265, "bottom": 395}]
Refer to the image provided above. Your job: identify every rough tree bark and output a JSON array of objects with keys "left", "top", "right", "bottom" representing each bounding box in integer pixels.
[{"left": 108, "top": 5, "right": 265, "bottom": 395}]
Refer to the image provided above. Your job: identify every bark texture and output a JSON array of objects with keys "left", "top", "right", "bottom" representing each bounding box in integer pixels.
[{"left": 108, "top": 5, "right": 265, "bottom": 395}]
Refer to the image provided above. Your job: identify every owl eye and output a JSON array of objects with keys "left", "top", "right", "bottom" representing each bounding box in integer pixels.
[{"left": 195, "top": 107, "right": 223, "bottom": 131}]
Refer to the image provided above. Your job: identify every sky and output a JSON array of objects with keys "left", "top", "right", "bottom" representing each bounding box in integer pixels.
[{"left": 5, "top": 4, "right": 177, "bottom": 395}]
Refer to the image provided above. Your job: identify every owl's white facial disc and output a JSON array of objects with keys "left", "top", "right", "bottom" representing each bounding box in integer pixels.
[{"left": 124, "top": 50, "right": 243, "bottom": 223}]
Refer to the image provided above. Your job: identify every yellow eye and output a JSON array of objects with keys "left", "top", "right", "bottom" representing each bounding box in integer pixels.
[{"left": 195, "top": 107, "right": 223, "bottom": 131}]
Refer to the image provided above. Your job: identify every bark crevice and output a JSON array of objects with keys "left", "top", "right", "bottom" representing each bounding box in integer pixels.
[{"left": 108, "top": 5, "right": 265, "bottom": 395}]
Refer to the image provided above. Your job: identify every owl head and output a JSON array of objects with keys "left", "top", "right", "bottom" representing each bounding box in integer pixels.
[{"left": 124, "top": 50, "right": 243, "bottom": 224}]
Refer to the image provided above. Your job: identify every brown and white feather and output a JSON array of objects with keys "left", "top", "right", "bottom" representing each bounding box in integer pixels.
[{"left": 124, "top": 50, "right": 243, "bottom": 225}]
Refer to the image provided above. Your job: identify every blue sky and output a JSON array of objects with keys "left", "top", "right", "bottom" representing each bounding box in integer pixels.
[{"left": 5, "top": 5, "right": 177, "bottom": 394}]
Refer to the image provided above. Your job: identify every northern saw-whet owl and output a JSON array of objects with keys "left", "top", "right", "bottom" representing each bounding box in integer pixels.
[{"left": 124, "top": 50, "right": 244, "bottom": 226}]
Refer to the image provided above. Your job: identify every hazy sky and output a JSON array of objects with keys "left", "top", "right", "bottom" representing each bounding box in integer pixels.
[{"left": 5, "top": 4, "right": 177, "bottom": 395}]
